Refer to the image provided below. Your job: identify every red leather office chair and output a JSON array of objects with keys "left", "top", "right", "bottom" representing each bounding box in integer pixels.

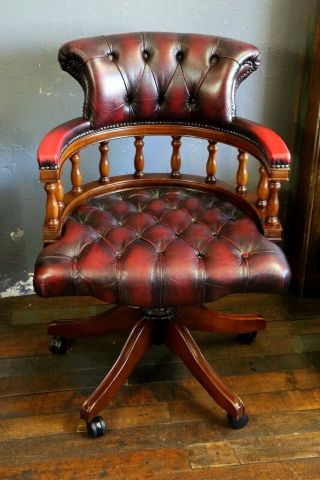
[{"left": 34, "top": 32, "right": 291, "bottom": 437}]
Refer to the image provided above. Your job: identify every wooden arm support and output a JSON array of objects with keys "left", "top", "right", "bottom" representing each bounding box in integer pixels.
[{"left": 38, "top": 119, "right": 290, "bottom": 243}]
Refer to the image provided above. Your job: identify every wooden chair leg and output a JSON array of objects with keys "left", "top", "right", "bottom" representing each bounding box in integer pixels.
[
  {"left": 164, "top": 318, "right": 245, "bottom": 419},
  {"left": 80, "top": 317, "right": 153, "bottom": 423},
  {"left": 47, "top": 305, "right": 140, "bottom": 338},
  {"left": 49, "top": 305, "right": 255, "bottom": 434},
  {"left": 177, "top": 305, "right": 266, "bottom": 333}
]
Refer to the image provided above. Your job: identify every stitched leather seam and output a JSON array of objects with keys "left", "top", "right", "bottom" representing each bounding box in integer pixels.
[
  {"left": 74, "top": 209, "right": 97, "bottom": 225},
  {"left": 145, "top": 61, "right": 160, "bottom": 96},
  {"left": 96, "top": 234, "right": 120, "bottom": 256},
  {"left": 219, "top": 234, "right": 243, "bottom": 255},
  {"left": 73, "top": 259, "right": 116, "bottom": 285},
  {"left": 132, "top": 59, "right": 148, "bottom": 98},
  {"left": 115, "top": 247, "right": 122, "bottom": 304},
  {"left": 38, "top": 253, "right": 75, "bottom": 261},
  {"left": 76, "top": 239, "right": 103, "bottom": 258},
  {"left": 216, "top": 216, "right": 238, "bottom": 235},
  {"left": 180, "top": 228, "right": 213, "bottom": 253},
  {"left": 198, "top": 256, "right": 207, "bottom": 304},
  {"left": 249, "top": 249, "right": 277, "bottom": 256},
  {"left": 178, "top": 63, "right": 191, "bottom": 98},
  {"left": 97, "top": 227, "right": 139, "bottom": 256},
  {"left": 192, "top": 62, "right": 211, "bottom": 98},
  {"left": 242, "top": 256, "right": 250, "bottom": 292},
  {"left": 104, "top": 35, "right": 130, "bottom": 101},
  {"left": 214, "top": 37, "right": 221, "bottom": 56},
  {"left": 155, "top": 252, "right": 163, "bottom": 307},
  {"left": 142, "top": 32, "right": 160, "bottom": 96},
  {"left": 161, "top": 62, "right": 180, "bottom": 99},
  {"left": 219, "top": 55, "right": 241, "bottom": 66}
]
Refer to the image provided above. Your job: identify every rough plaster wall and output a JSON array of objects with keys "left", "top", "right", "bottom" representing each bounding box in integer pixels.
[{"left": 0, "top": 0, "right": 309, "bottom": 296}]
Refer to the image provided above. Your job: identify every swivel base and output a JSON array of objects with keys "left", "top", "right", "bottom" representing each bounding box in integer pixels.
[{"left": 48, "top": 305, "right": 266, "bottom": 436}]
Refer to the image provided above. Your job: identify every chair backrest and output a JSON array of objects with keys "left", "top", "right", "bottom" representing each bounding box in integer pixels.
[{"left": 59, "top": 32, "right": 260, "bottom": 128}]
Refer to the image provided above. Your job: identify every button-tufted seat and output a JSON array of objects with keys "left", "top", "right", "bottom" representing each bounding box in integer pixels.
[
  {"left": 36, "top": 187, "right": 289, "bottom": 307},
  {"left": 34, "top": 32, "right": 291, "bottom": 437}
]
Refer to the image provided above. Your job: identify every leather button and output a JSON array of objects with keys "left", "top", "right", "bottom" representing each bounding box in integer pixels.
[
  {"left": 176, "top": 50, "right": 184, "bottom": 61},
  {"left": 142, "top": 50, "right": 149, "bottom": 60},
  {"left": 241, "top": 252, "right": 249, "bottom": 259},
  {"left": 209, "top": 54, "right": 219, "bottom": 65}
]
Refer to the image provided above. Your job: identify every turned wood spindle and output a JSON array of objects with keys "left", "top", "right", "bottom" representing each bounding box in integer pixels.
[
  {"left": 256, "top": 166, "right": 269, "bottom": 208},
  {"left": 45, "top": 182, "right": 59, "bottom": 229},
  {"left": 206, "top": 141, "right": 218, "bottom": 183},
  {"left": 134, "top": 136, "right": 144, "bottom": 178},
  {"left": 99, "top": 141, "right": 110, "bottom": 183},
  {"left": 171, "top": 136, "right": 182, "bottom": 178},
  {"left": 266, "top": 180, "right": 281, "bottom": 225},
  {"left": 70, "top": 152, "right": 83, "bottom": 194},
  {"left": 55, "top": 180, "right": 64, "bottom": 210},
  {"left": 236, "top": 149, "right": 248, "bottom": 194}
]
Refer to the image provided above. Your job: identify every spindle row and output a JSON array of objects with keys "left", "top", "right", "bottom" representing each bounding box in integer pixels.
[{"left": 44, "top": 136, "right": 281, "bottom": 231}]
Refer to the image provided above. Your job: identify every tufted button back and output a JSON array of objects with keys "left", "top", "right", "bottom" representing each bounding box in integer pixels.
[
  {"left": 34, "top": 187, "right": 290, "bottom": 308},
  {"left": 58, "top": 32, "right": 261, "bottom": 129}
]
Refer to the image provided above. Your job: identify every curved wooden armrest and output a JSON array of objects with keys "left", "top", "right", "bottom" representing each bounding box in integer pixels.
[
  {"left": 38, "top": 116, "right": 291, "bottom": 242},
  {"left": 231, "top": 117, "right": 291, "bottom": 169},
  {"left": 37, "top": 117, "right": 91, "bottom": 171},
  {"left": 37, "top": 117, "right": 291, "bottom": 177}
]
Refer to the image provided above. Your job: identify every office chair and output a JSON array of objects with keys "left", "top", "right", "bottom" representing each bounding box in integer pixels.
[{"left": 34, "top": 32, "right": 291, "bottom": 437}]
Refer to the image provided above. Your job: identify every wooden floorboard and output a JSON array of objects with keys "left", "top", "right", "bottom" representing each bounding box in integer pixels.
[{"left": 0, "top": 293, "right": 320, "bottom": 479}]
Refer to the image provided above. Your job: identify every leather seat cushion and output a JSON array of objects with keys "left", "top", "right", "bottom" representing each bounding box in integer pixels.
[{"left": 34, "top": 187, "right": 291, "bottom": 307}]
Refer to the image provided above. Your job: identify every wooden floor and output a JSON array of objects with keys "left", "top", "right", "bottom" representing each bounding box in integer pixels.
[{"left": 0, "top": 293, "right": 320, "bottom": 479}]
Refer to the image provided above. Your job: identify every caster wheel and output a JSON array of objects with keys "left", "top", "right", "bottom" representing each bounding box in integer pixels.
[
  {"left": 87, "top": 416, "right": 106, "bottom": 438},
  {"left": 227, "top": 413, "right": 249, "bottom": 429},
  {"left": 236, "top": 331, "right": 257, "bottom": 345},
  {"left": 49, "top": 336, "right": 72, "bottom": 355}
]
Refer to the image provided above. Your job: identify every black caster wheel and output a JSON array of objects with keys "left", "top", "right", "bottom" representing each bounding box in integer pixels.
[
  {"left": 236, "top": 331, "right": 257, "bottom": 345},
  {"left": 49, "top": 336, "right": 72, "bottom": 355},
  {"left": 227, "top": 413, "right": 249, "bottom": 429},
  {"left": 87, "top": 416, "right": 106, "bottom": 438}
]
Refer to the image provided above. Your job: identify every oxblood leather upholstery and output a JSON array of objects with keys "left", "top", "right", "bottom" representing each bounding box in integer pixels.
[
  {"left": 59, "top": 32, "right": 261, "bottom": 128},
  {"left": 34, "top": 187, "right": 290, "bottom": 307}
]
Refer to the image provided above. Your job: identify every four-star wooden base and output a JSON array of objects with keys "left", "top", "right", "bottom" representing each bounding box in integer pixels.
[{"left": 47, "top": 305, "right": 266, "bottom": 437}]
